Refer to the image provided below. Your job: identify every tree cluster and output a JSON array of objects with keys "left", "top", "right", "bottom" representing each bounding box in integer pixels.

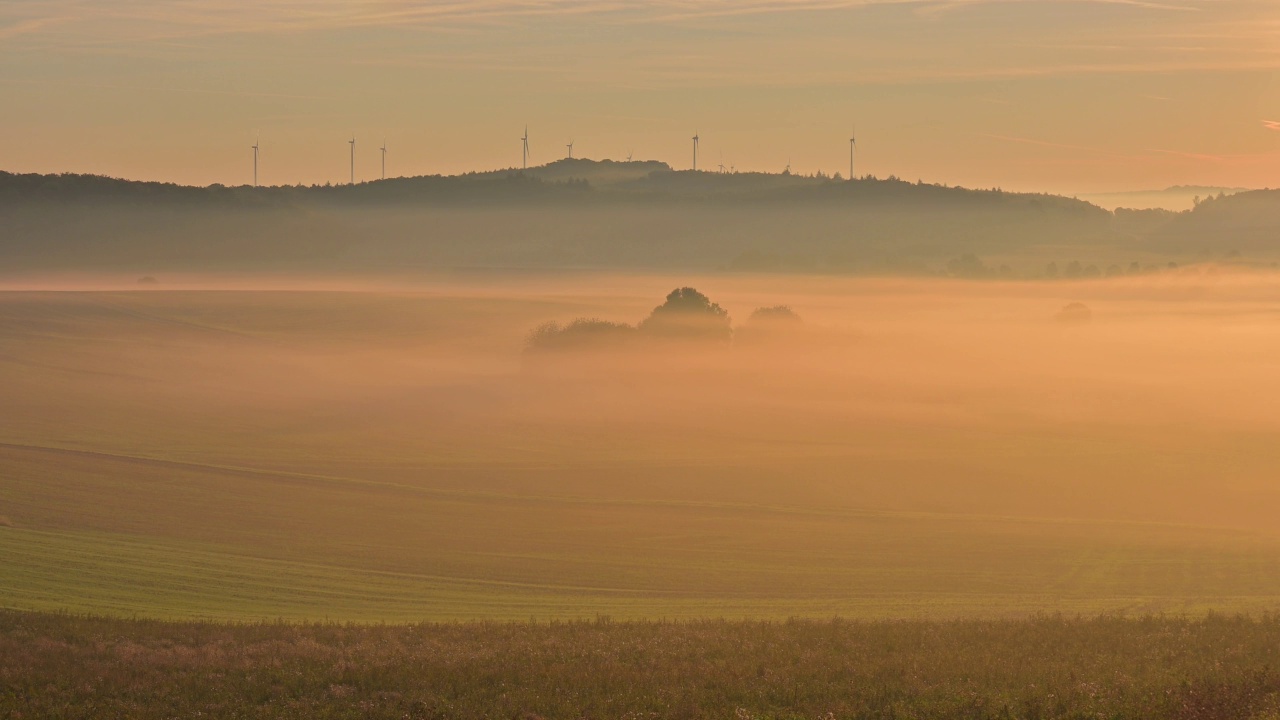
[{"left": 526, "top": 288, "right": 801, "bottom": 353}]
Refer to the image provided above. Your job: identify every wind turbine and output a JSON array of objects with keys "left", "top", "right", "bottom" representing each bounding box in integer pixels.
[
  {"left": 692, "top": 132, "right": 699, "bottom": 171},
  {"left": 626, "top": 150, "right": 633, "bottom": 162},
  {"left": 521, "top": 126, "right": 529, "bottom": 169},
  {"left": 849, "top": 125, "right": 857, "bottom": 181},
  {"left": 566, "top": 140, "right": 574, "bottom": 159},
  {"left": 380, "top": 140, "right": 387, "bottom": 180},
  {"left": 348, "top": 136, "right": 356, "bottom": 185},
  {"left": 251, "top": 137, "right": 259, "bottom": 187}
]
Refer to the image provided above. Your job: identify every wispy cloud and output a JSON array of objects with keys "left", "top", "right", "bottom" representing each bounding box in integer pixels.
[
  {"left": 0, "top": 77, "right": 333, "bottom": 101},
  {"left": 1148, "top": 148, "right": 1228, "bottom": 163},
  {"left": 3, "top": 0, "right": 1274, "bottom": 88},
  {"left": 913, "top": 0, "right": 1202, "bottom": 18},
  {"left": 979, "top": 133, "right": 1280, "bottom": 171},
  {"left": 1142, "top": 147, "right": 1280, "bottom": 166},
  {"left": 1263, "top": 120, "right": 1280, "bottom": 132},
  {"left": 0, "top": 16, "right": 73, "bottom": 39},
  {"left": 0, "top": 0, "right": 1216, "bottom": 41},
  {"left": 978, "top": 133, "right": 1137, "bottom": 159}
]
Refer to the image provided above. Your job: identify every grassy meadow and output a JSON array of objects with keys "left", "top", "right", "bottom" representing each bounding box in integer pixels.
[
  {"left": 3, "top": 272, "right": 1280, "bottom": 621},
  {"left": 6, "top": 610, "right": 1280, "bottom": 719}
]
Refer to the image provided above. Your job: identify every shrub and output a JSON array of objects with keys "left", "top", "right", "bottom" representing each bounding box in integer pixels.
[
  {"left": 746, "top": 305, "right": 802, "bottom": 326},
  {"left": 737, "top": 306, "right": 805, "bottom": 346},
  {"left": 1055, "top": 302, "right": 1092, "bottom": 323},
  {"left": 947, "top": 253, "right": 992, "bottom": 278},
  {"left": 525, "top": 318, "right": 637, "bottom": 353}
]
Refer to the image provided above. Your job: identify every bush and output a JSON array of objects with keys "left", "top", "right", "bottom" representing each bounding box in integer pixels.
[
  {"left": 746, "top": 306, "right": 802, "bottom": 326},
  {"left": 1055, "top": 302, "right": 1092, "bottom": 323},
  {"left": 737, "top": 305, "right": 803, "bottom": 343},
  {"left": 525, "top": 318, "right": 637, "bottom": 353},
  {"left": 947, "top": 253, "right": 991, "bottom": 278}
]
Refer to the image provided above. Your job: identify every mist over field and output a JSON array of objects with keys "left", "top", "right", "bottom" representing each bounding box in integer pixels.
[{"left": 4, "top": 270, "right": 1280, "bottom": 621}]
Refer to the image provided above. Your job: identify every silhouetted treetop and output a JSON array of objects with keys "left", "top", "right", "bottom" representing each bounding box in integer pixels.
[
  {"left": 735, "top": 305, "right": 806, "bottom": 345},
  {"left": 746, "top": 306, "right": 802, "bottom": 325},
  {"left": 638, "top": 288, "right": 732, "bottom": 342},
  {"left": 647, "top": 288, "right": 727, "bottom": 319}
]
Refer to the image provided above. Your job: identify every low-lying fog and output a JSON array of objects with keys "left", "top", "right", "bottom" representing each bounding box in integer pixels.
[{"left": 3, "top": 269, "right": 1279, "bottom": 534}]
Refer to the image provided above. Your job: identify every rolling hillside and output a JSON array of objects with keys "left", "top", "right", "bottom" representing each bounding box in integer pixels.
[
  {"left": 0, "top": 164, "right": 1142, "bottom": 275},
  {"left": 4, "top": 281, "right": 1280, "bottom": 621}
]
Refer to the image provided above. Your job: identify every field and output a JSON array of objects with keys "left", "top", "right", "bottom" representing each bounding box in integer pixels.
[
  {"left": 3, "top": 272, "right": 1280, "bottom": 621},
  {"left": 6, "top": 610, "right": 1280, "bottom": 719}
]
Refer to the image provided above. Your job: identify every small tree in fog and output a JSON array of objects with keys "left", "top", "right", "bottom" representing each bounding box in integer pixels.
[
  {"left": 947, "top": 254, "right": 990, "bottom": 278},
  {"left": 747, "top": 306, "right": 802, "bottom": 325},
  {"left": 1055, "top": 302, "right": 1092, "bottom": 324},
  {"left": 638, "top": 287, "right": 732, "bottom": 343},
  {"left": 736, "top": 305, "right": 804, "bottom": 345}
]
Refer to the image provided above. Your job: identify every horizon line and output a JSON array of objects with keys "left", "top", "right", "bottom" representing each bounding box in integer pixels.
[{"left": 0, "top": 162, "right": 1260, "bottom": 205}]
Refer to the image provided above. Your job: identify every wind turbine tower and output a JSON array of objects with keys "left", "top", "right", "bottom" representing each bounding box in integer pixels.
[
  {"left": 692, "top": 132, "right": 699, "bottom": 171},
  {"left": 252, "top": 138, "right": 259, "bottom": 187},
  {"left": 849, "top": 125, "right": 857, "bottom": 181},
  {"left": 380, "top": 141, "right": 387, "bottom": 180},
  {"left": 521, "top": 126, "right": 530, "bottom": 169},
  {"left": 349, "top": 137, "right": 356, "bottom": 185},
  {"left": 566, "top": 140, "right": 574, "bottom": 159}
]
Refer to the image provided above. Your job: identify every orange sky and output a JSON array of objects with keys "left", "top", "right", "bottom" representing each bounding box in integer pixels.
[{"left": 2, "top": 0, "right": 1280, "bottom": 193}]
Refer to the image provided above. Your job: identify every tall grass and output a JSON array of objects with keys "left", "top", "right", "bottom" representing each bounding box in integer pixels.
[{"left": 5, "top": 610, "right": 1280, "bottom": 719}]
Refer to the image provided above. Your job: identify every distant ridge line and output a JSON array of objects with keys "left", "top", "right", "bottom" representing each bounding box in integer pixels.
[{"left": 0, "top": 164, "right": 1117, "bottom": 214}]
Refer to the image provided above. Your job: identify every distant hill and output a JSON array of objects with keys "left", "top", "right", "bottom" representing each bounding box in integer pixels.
[
  {"left": 502, "top": 158, "right": 671, "bottom": 186},
  {"left": 1077, "top": 185, "right": 1251, "bottom": 212},
  {"left": 1149, "top": 188, "right": 1280, "bottom": 255},
  {"left": 0, "top": 163, "right": 1102, "bottom": 210},
  {"left": 2, "top": 161, "right": 1264, "bottom": 276}
]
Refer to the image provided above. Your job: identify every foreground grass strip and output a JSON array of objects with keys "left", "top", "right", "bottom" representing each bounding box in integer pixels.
[{"left": 4, "top": 611, "right": 1280, "bottom": 719}]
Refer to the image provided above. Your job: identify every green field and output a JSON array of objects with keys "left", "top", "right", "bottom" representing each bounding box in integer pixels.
[{"left": 3, "top": 278, "right": 1280, "bottom": 621}]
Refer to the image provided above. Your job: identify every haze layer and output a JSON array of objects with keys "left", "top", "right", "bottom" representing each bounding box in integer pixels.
[{"left": 3, "top": 273, "right": 1279, "bottom": 620}]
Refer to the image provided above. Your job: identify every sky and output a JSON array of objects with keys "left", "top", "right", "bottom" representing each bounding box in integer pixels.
[{"left": 2, "top": 0, "right": 1280, "bottom": 193}]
